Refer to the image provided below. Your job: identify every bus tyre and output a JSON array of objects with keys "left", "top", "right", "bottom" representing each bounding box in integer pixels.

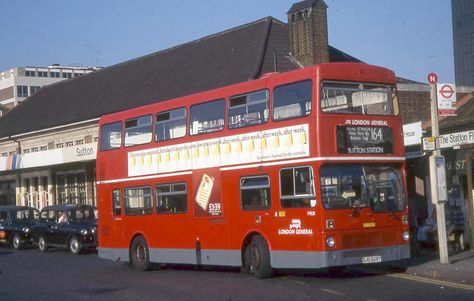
[
  {"left": 130, "top": 236, "right": 151, "bottom": 272},
  {"left": 249, "top": 236, "right": 272, "bottom": 279},
  {"left": 69, "top": 236, "right": 82, "bottom": 255},
  {"left": 38, "top": 236, "right": 48, "bottom": 252},
  {"left": 12, "top": 233, "right": 22, "bottom": 250},
  {"left": 241, "top": 243, "right": 252, "bottom": 274}
]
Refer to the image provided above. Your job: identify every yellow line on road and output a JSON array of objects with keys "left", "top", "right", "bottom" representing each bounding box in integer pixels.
[
  {"left": 387, "top": 273, "right": 474, "bottom": 291},
  {"left": 320, "top": 288, "right": 345, "bottom": 295}
]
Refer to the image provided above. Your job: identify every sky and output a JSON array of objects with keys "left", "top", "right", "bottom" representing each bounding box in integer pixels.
[{"left": 0, "top": 0, "right": 455, "bottom": 83}]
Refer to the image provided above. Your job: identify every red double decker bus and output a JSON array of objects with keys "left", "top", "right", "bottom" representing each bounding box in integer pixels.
[{"left": 96, "top": 63, "right": 409, "bottom": 278}]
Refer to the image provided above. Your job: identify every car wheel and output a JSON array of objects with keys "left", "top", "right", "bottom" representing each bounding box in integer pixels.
[
  {"left": 248, "top": 235, "right": 272, "bottom": 279},
  {"left": 130, "top": 236, "right": 150, "bottom": 271},
  {"left": 69, "top": 236, "right": 82, "bottom": 255},
  {"left": 38, "top": 236, "right": 48, "bottom": 252},
  {"left": 12, "top": 233, "right": 22, "bottom": 250}
]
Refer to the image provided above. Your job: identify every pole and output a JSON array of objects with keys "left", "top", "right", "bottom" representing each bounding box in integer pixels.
[
  {"left": 429, "top": 82, "right": 449, "bottom": 264},
  {"left": 466, "top": 152, "right": 474, "bottom": 251}
]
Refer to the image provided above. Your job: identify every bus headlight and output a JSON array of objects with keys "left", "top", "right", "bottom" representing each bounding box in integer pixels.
[
  {"left": 81, "top": 229, "right": 88, "bottom": 236},
  {"left": 402, "top": 231, "right": 410, "bottom": 241},
  {"left": 22, "top": 227, "right": 30, "bottom": 233},
  {"left": 326, "top": 236, "right": 335, "bottom": 248}
]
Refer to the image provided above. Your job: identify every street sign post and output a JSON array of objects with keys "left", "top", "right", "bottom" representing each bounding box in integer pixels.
[{"left": 427, "top": 72, "right": 449, "bottom": 264}]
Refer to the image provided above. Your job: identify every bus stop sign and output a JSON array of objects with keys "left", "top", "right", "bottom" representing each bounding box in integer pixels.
[{"left": 428, "top": 72, "right": 438, "bottom": 84}]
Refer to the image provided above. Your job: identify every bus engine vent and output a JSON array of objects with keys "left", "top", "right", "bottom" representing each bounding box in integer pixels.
[
  {"left": 101, "top": 226, "right": 110, "bottom": 237},
  {"left": 98, "top": 163, "right": 106, "bottom": 181},
  {"left": 342, "top": 230, "right": 397, "bottom": 249}
]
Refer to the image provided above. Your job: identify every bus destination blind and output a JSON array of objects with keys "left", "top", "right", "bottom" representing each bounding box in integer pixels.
[{"left": 336, "top": 126, "right": 393, "bottom": 154}]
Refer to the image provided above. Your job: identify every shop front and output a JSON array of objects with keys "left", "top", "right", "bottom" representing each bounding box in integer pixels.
[{"left": 0, "top": 142, "right": 97, "bottom": 209}]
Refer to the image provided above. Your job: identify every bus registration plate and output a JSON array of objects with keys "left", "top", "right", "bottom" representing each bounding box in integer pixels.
[{"left": 361, "top": 255, "right": 382, "bottom": 264}]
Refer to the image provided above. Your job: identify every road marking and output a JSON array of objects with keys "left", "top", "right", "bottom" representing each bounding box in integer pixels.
[
  {"left": 387, "top": 273, "right": 474, "bottom": 291},
  {"left": 320, "top": 288, "right": 345, "bottom": 295}
]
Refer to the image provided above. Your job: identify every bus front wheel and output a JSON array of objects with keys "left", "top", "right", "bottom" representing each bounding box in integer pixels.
[
  {"left": 130, "top": 236, "right": 151, "bottom": 272},
  {"left": 248, "top": 236, "right": 272, "bottom": 279}
]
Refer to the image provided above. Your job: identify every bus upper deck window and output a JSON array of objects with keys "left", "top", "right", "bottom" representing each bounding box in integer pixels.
[
  {"left": 321, "top": 81, "right": 398, "bottom": 116},
  {"left": 124, "top": 115, "right": 153, "bottom": 147},
  {"left": 100, "top": 122, "right": 122, "bottom": 151},
  {"left": 190, "top": 99, "right": 225, "bottom": 135},
  {"left": 155, "top": 108, "right": 186, "bottom": 142},
  {"left": 273, "top": 80, "right": 312, "bottom": 121},
  {"left": 228, "top": 90, "right": 269, "bottom": 129}
]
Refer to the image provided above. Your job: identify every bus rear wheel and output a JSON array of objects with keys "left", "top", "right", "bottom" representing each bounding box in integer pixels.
[
  {"left": 130, "top": 236, "right": 151, "bottom": 271},
  {"left": 248, "top": 236, "right": 272, "bottom": 279}
]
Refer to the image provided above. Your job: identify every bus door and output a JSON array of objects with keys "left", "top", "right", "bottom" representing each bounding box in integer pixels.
[
  {"left": 192, "top": 168, "right": 229, "bottom": 265},
  {"left": 109, "top": 188, "right": 125, "bottom": 247}
]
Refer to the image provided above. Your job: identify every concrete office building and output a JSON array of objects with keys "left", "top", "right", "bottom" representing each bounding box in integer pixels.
[
  {"left": 0, "top": 65, "right": 99, "bottom": 117},
  {"left": 452, "top": 0, "right": 474, "bottom": 87}
]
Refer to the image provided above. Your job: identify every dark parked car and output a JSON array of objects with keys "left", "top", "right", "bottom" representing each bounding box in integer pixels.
[
  {"left": 32, "top": 204, "right": 97, "bottom": 254},
  {"left": 0, "top": 206, "right": 39, "bottom": 249}
]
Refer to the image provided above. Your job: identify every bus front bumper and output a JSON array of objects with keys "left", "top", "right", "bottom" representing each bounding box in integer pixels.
[{"left": 270, "top": 244, "right": 410, "bottom": 269}]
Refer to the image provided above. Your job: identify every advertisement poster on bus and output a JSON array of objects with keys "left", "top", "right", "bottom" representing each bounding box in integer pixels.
[
  {"left": 193, "top": 168, "right": 223, "bottom": 218},
  {"left": 127, "top": 124, "right": 309, "bottom": 177}
]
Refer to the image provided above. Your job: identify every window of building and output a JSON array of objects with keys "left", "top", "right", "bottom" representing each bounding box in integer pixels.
[
  {"left": 38, "top": 71, "right": 48, "bottom": 77},
  {"left": 62, "top": 72, "right": 73, "bottom": 79},
  {"left": 74, "top": 73, "right": 83, "bottom": 77},
  {"left": 190, "top": 99, "right": 225, "bottom": 135},
  {"left": 50, "top": 71, "right": 60, "bottom": 78},
  {"left": 273, "top": 80, "right": 312, "bottom": 120},
  {"left": 156, "top": 183, "right": 187, "bottom": 214},
  {"left": 25, "top": 70, "right": 36, "bottom": 77},
  {"left": 93, "top": 136, "right": 98, "bottom": 142},
  {"left": 280, "top": 166, "right": 315, "bottom": 208},
  {"left": 100, "top": 122, "right": 122, "bottom": 151},
  {"left": 65, "top": 141, "right": 74, "bottom": 147},
  {"left": 0, "top": 180, "right": 16, "bottom": 206},
  {"left": 112, "top": 189, "right": 121, "bottom": 216},
  {"left": 240, "top": 175, "right": 271, "bottom": 210},
  {"left": 124, "top": 115, "right": 152, "bottom": 147},
  {"left": 23, "top": 149, "right": 31, "bottom": 154},
  {"left": 155, "top": 108, "right": 186, "bottom": 142},
  {"left": 17, "top": 85, "right": 28, "bottom": 98},
  {"left": 30, "top": 86, "right": 41, "bottom": 95},
  {"left": 40, "top": 146, "right": 48, "bottom": 151},
  {"left": 124, "top": 187, "right": 153, "bottom": 215},
  {"left": 228, "top": 90, "right": 269, "bottom": 129},
  {"left": 56, "top": 143, "right": 64, "bottom": 149},
  {"left": 75, "top": 140, "right": 84, "bottom": 145},
  {"left": 31, "top": 147, "right": 39, "bottom": 152},
  {"left": 56, "top": 172, "right": 87, "bottom": 205},
  {"left": 1, "top": 153, "right": 7, "bottom": 157}
]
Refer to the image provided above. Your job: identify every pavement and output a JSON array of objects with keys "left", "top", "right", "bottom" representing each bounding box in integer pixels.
[{"left": 399, "top": 248, "right": 474, "bottom": 289}]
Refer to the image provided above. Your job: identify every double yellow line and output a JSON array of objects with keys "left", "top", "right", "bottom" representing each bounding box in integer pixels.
[{"left": 388, "top": 273, "right": 474, "bottom": 291}]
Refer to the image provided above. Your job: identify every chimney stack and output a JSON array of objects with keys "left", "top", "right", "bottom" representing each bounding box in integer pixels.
[{"left": 287, "top": 0, "right": 329, "bottom": 66}]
